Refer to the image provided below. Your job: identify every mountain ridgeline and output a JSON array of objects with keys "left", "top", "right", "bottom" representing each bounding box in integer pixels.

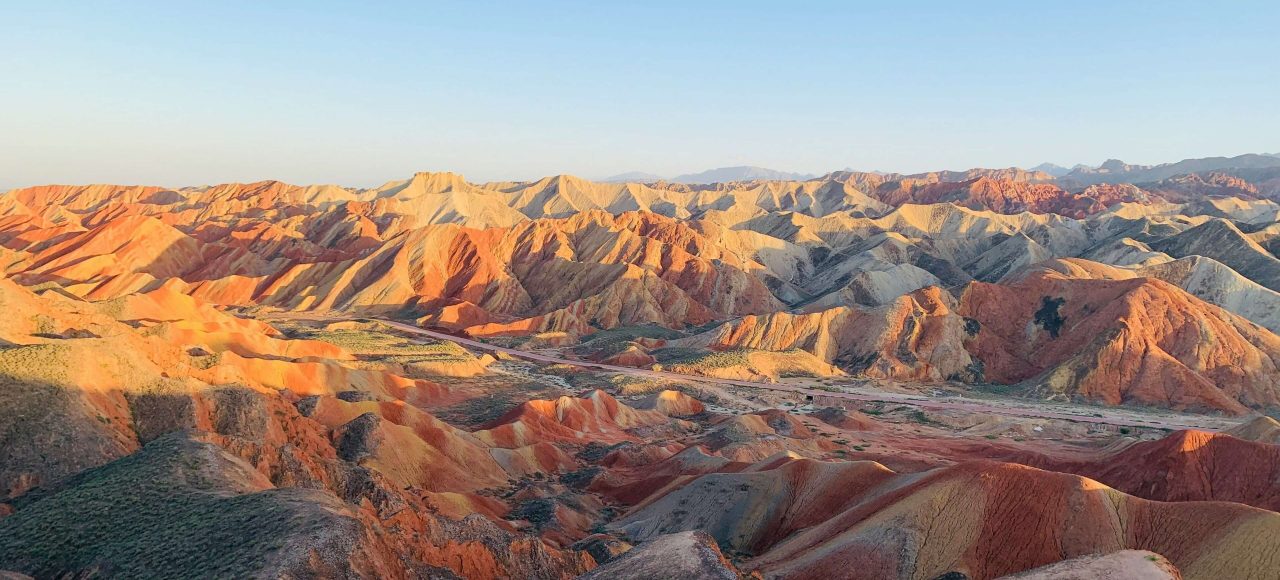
[
  {"left": 2, "top": 152, "right": 1280, "bottom": 418},
  {"left": 3, "top": 153, "right": 1280, "bottom": 579}
]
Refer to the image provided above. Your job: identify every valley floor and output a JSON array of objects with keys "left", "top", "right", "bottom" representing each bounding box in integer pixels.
[{"left": 358, "top": 315, "right": 1242, "bottom": 433}]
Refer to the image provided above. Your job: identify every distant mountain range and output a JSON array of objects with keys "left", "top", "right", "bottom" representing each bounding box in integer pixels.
[
  {"left": 603, "top": 166, "right": 816, "bottom": 184},
  {"left": 672, "top": 166, "right": 816, "bottom": 183},
  {"left": 1030, "top": 162, "right": 1095, "bottom": 177},
  {"left": 1059, "top": 153, "right": 1280, "bottom": 186},
  {"left": 608, "top": 154, "right": 1280, "bottom": 186},
  {"left": 599, "top": 171, "right": 666, "bottom": 182}
]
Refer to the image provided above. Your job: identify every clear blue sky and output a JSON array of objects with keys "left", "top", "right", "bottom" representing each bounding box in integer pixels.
[{"left": 2, "top": 1, "right": 1277, "bottom": 188}]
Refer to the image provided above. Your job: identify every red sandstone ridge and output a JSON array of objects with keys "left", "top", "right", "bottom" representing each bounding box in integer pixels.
[
  {"left": 694, "top": 286, "right": 976, "bottom": 381},
  {"left": 1053, "top": 429, "right": 1280, "bottom": 511},
  {"left": 959, "top": 268, "right": 1280, "bottom": 414},
  {"left": 692, "top": 265, "right": 1280, "bottom": 413},
  {"left": 615, "top": 455, "right": 1280, "bottom": 579},
  {"left": 476, "top": 390, "right": 688, "bottom": 447},
  {"left": 594, "top": 344, "right": 657, "bottom": 367},
  {"left": 635, "top": 390, "right": 705, "bottom": 417},
  {"left": 0, "top": 279, "right": 590, "bottom": 578},
  {"left": 866, "top": 176, "right": 1149, "bottom": 218}
]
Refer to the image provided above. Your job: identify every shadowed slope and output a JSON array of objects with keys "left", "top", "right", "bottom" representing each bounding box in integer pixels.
[{"left": 618, "top": 455, "right": 1280, "bottom": 580}]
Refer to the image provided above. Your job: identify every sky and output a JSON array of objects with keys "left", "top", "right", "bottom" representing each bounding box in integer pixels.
[{"left": 1, "top": 1, "right": 1277, "bottom": 188}]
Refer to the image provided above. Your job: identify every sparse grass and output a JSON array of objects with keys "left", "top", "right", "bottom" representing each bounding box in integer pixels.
[
  {"left": 508, "top": 498, "right": 557, "bottom": 529},
  {"left": 0, "top": 435, "right": 355, "bottom": 578},
  {"left": 432, "top": 373, "right": 568, "bottom": 427},
  {"left": 580, "top": 324, "right": 681, "bottom": 349},
  {"left": 32, "top": 314, "right": 57, "bottom": 336},
  {"left": 683, "top": 320, "right": 728, "bottom": 336},
  {"left": 432, "top": 392, "right": 521, "bottom": 426},
  {"left": 649, "top": 347, "right": 706, "bottom": 364},
  {"left": 0, "top": 343, "right": 74, "bottom": 384},
  {"left": 576, "top": 442, "right": 630, "bottom": 463},
  {"left": 294, "top": 328, "right": 474, "bottom": 365},
  {"left": 483, "top": 336, "right": 529, "bottom": 349},
  {"left": 189, "top": 351, "right": 223, "bottom": 370},
  {"left": 904, "top": 409, "right": 942, "bottom": 427},
  {"left": 610, "top": 374, "right": 670, "bottom": 396},
  {"left": 654, "top": 348, "right": 751, "bottom": 369},
  {"left": 576, "top": 339, "right": 633, "bottom": 359},
  {"left": 559, "top": 467, "right": 602, "bottom": 490},
  {"left": 544, "top": 366, "right": 614, "bottom": 390},
  {"left": 94, "top": 296, "right": 127, "bottom": 319}
]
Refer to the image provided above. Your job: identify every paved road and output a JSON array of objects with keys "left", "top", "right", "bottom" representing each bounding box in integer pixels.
[{"left": 367, "top": 318, "right": 1233, "bottom": 432}]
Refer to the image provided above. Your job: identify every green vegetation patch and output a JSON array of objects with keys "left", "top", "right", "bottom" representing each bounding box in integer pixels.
[
  {"left": 507, "top": 498, "right": 557, "bottom": 528},
  {"left": 903, "top": 408, "right": 943, "bottom": 426},
  {"left": 0, "top": 434, "right": 359, "bottom": 579},
  {"left": 574, "top": 324, "right": 682, "bottom": 358},
  {"left": 1033, "top": 296, "right": 1066, "bottom": 339},
  {"left": 299, "top": 328, "right": 472, "bottom": 362},
  {"left": 581, "top": 324, "right": 681, "bottom": 346},
  {"left": 0, "top": 343, "right": 74, "bottom": 385},
  {"left": 652, "top": 347, "right": 751, "bottom": 369}
]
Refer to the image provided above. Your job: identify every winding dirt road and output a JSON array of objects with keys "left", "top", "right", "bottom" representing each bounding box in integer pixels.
[{"left": 369, "top": 318, "right": 1238, "bottom": 432}]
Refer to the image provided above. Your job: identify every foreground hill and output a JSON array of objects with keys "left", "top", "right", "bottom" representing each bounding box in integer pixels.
[
  {"left": 2, "top": 271, "right": 1280, "bottom": 577},
  {"left": 1059, "top": 429, "right": 1280, "bottom": 511},
  {"left": 0, "top": 278, "right": 600, "bottom": 577},
  {"left": 615, "top": 454, "right": 1280, "bottom": 579},
  {"left": 960, "top": 267, "right": 1280, "bottom": 413},
  {"left": 0, "top": 434, "right": 409, "bottom": 578}
]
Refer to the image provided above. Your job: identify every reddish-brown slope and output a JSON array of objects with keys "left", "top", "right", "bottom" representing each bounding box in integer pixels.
[
  {"left": 619, "top": 456, "right": 1280, "bottom": 580},
  {"left": 1060, "top": 430, "right": 1280, "bottom": 511},
  {"left": 476, "top": 390, "right": 679, "bottom": 448},
  {"left": 959, "top": 269, "right": 1280, "bottom": 413},
  {"left": 868, "top": 176, "right": 1150, "bottom": 217},
  {"left": 0, "top": 279, "right": 592, "bottom": 579},
  {"left": 698, "top": 286, "right": 976, "bottom": 381},
  {"left": 685, "top": 262, "right": 1280, "bottom": 414},
  {"left": 184, "top": 210, "right": 780, "bottom": 334}
]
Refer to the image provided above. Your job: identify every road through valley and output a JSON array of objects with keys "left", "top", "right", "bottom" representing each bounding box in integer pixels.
[{"left": 367, "top": 318, "right": 1241, "bottom": 432}]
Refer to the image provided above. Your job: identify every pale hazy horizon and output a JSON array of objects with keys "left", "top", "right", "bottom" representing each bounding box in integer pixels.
[{"left": 3, "top": 1, "right": 1277, "bottom": 189}]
